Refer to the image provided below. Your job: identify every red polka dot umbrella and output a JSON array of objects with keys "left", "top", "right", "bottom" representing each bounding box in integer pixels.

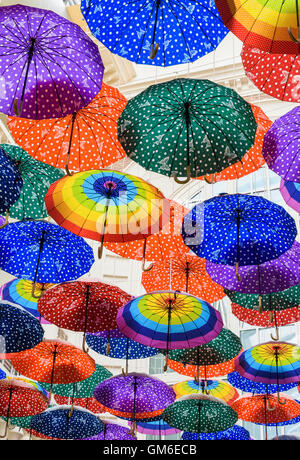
[
  {"left": 0, "top": 378, "right": 48, "bottom": 438},
  {"left": 54, "top": 395, "right": 106, "bottom": 415},
  {"left": 196, "top": 105, "right": 271, "bottom": 183},
  {"left": 38, "top": 280, "right": 132, "bottom": 352},
  {"left": 168, "top": 357, "right": 239, "bottom": 380},
  {"left": 7, "top": 83, "right": 127, "bottom": 175},
  {"left": 104, "top": 200, "right": 190, "bottom": 271},
  {"left": 142, "top": 253, "right": 225, "bottom": 303}
]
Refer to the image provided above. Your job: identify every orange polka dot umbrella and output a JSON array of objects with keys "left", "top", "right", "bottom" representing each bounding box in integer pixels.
[
  {"left": 196, "top": 105, "right": 271, "bottom": 183},
  {"left": 7, "top": 83, "right": 127, "bottom": 175},
  {"left": 142, "top": 253, "right": 225, "bottom": 303},
  {"left": 54, "top": 395, "right": 106, "bottom": 415},
  {"left": 168, "top": 357, "right": 238, "bottom": 380},
  {"left": 104, "top": 200, "right": 190, "bottom": 271}
]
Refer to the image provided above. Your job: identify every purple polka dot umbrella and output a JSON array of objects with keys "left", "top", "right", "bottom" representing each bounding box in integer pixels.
[
  {"left": 83, "top": 423, "right": 136, "bottom": 441},
  {"left": 262, "top": 107, "right": 300, "bottom": 183},
  {"left": 0, "top": 4, "right": 104, "bottom": 119},
  {"left": 206, "top": 241, "right": 300, "bottom": 296}
]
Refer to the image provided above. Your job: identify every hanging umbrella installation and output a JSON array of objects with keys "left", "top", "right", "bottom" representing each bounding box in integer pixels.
[
  {"left": 7, "top": 83, "right": 128, "bottom": 175},
  {"left": 182, "top": 425, "right": 251, "bottom": 441},
  {"left": 0, "top": 147, "right": 23, "bottom": 227},
  {"left": 172, "top": 379, "right": 239, "bottom": 405},
  {"left": 118, "top": 78, "right": 257, "bottom": 183},
  {"left": 81, "top": 0, "right": 229, "bottom": 66},
  {"left": 0, "top": 4, "right": 104, "bottom": 119},
  {"left": 280, "top": 179, "right": 300, "bottom": 213}
]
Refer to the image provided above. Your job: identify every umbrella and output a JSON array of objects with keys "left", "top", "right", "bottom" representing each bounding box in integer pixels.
[
  {"left": 37, "top": 280, "right": 133, "bottom": 351},
  {"left": 93, "top": 372, "right": 176, "bottom": 434},
  {"left": 182, "top": 425, "right": 251, "bottom": 441},
  {"left": 0, "top": 220, "right": 95, "bottom": 297},
  {"left": 231, "top": 394, "right": 300, "bottom": 440},
  {"left": 30, "top": 406, "right": 104, "bottom": 440},
  {"left": 0, "top": 278, "right": 54, "bottom": 322},
  {"left": 118, "top": 78, "right": 257, "bottom": 183},
  {"left": 280, "top": 179, "right": 300, "bottom": 213},
  {"left": 0, "top": 144, "right": 64, "bottom": 220},
  {"left": 168, "top": 358, "right": 237, "bottom": 380},
  {"left": 133, "top": 419, "right": 181, "bottom": 437},
  {"left": 241, "top": 45, "right": 300, "bottom": 104},
  {"left": 45, "top": 169, "right": 168, "bottom": 258},
  {"left": 262, "top": 107, "right": 300, "bottom": 183},
  {"left": 196, "top": 104, "right": 270, "bottom": 183},
  {"left": 10, "top": 339, "right": 96, "bottom": 399},
  {"left": 104, "top": 200, "right": 190, "bottom": 271},
  {"left": 54, "top": 395, "right": 106, "bottom": 415},
  {"left": 0, "top": 146, "right": 23, "bottom": 226},
  {"left": 172, "top": 379, "right": 239, "bottom": 405},
  {"left": 81, "top": 0, "right": 229, "bottom": 66},
  {"left": 235, "top": 342, "right": 300, "bottom": 403},
  {"left": 182, "top": 194, "right": 297, "bottom": 279},
  {"left": 0, "top": 302, "right": 44, "bottom": 358},
  {"left": 207, "top": 241, "right": 300, "bottom": 296},
  {"left": 86, "top": 329, "right": 159, "bottom": 375},
  {"left": 141, "top": 253, "right": 225, "bottom": 303},
  {"left": 162, "top": 394, "right": 238, "bottom": 433},
  {"left": 0, "top": 4, "right": 104, "bottom": 119},
  {"left": 117, "top": 290, "right": 223, "bottom": 371},
  {"left": 0, "top": 369, "right": 6, "bottom": 380},
  {"left": 84, "top": 423, "right": 137, "bottom": 441},
  {"left": 7, "top": 83, "right": 127, "bottom": 175},
  {"left": 228, "top": 372, "right": 298, "bottom": 395},
  {"left": 0, "top": 378, "right": 48, "bottom": 438},
  {"left": 215, "top": 0, "right": 300, "bottom": 54}
]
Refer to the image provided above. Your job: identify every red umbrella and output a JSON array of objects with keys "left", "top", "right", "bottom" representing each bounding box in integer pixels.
[
  {"left": 0, "top": 378, "right": 48, "bottom": 438},
  {"left": 38, "top": 281, "right": 132, "bottom": 351},
  {"left": 142, "top": 253, "right": 225, "bottom": 303},
  {"left": 54, "top": 395, "right": 106, "bottom": 415}
]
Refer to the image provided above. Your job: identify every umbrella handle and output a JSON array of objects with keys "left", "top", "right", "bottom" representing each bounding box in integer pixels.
[
  {"left": 266, "top": 398, "right": 276, "bottom": 412},
  {"left": 82, "top": 335, "right": 89, "bottom": 354},
  {"left": 270, "top": 311, "right": 274, "bottom": 324},
  {"left": 128, "top": 421, "right": 136, "bottom": 436},
  {"left": 235, "top": 262, "right": 242, "bottom": 282},
  {"left": 13, "top": 99, "right": 23, "bottom": 117},
  {"left": 271, "top": 327, "right": 279, "bottom": 342},
  {"left": 150, "top": 43, "right": 159, "bottom": 60},
  {"left": 106, "top": 340, "right": 110, "bottom": 355},
  {"left": 0, "top": 211, "right": 9, "bottom": 229},
  {"left": 204, "top": 380, "right": 210, "bottom": 396},
  {"left": 31, "top": 282, "right": 43, "bottom": 299},
  {"left": 142, "top": 258, "right": 154, "bottom": 272},
  {"left": 65, "top": 163, "right": 73, "bottom": 176},
  {"left": 258, "top": 296, "right": 263, "bottom": 313},
  {"left": 98, "top": 243, "right": 104, "bottom": 259},
  {"left": 174, "top": 165, "right": 191, "bottom": 184},
  {"left": 204, "top": 174, "right": 216, "bottom": 184},
  {"left": 68, "top": 405, "right": 74, "bottom": 418},
  {"left": 277, "top": 394, "right": 286, "bottom": 405},
  {"left": 0, "top": 420, "right": 9, "bottom": 439},
  {"left": 164, "top": 353, "right": 168, "bottom": 372},
  {"left": 288, "top": 26, "right": 300, "bottom": 42}
]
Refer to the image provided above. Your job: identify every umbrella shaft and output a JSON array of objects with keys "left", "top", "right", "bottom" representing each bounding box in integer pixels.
[{"left": 152, "top": 0, "right": 161, "bottom": 46}]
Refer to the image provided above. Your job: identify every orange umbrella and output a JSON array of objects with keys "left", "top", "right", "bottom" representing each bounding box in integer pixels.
[
  {"left": 7, "top": 83, "right": 127, "bottom": 174},
  {"left": 142, "top": 253, "right": 225, "bottom": 303},
  {"left": 167, "top": 358, "right": 237, "bottom": 380},
  {"left": 104, "top": 200, "right": 190, "bottom": 271},
  {"left": 196, "top": 105, "right": 271, "bottom": 183}
]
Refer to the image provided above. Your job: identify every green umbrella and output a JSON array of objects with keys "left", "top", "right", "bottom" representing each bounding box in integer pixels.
[
  {"left": 0, "top": 144, "right": 64, "bottom": 220},
  {"left": 1, "top": 415, "right": 32, "bottom": 430},
  {"left": 39, "top": 364, "right": 112, "bottom": 398},
  {"left": 162, "top": 394, "right": 238, "bottom": 433},
  {"left": 118, "top": 78, "right": 257, "bottom": 183}
]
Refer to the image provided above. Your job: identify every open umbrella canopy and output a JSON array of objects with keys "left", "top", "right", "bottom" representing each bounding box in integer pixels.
[
  {"left": 215, "top": 0, "right": 300, "bottom": 54},
  {"left": 280, "top": 179, "right": 300, "bottom": 213},
  {"left": 162, "top": 394, "right": 238, "bottom": 433},
  {"left": 172, "top": 379, "right": 239, "bottom": 405},
  {"left": 54, "top": 395, "right": 106, "bottom": 415},
  {"left": 81, "top": 0, "right": 229, "bottom": 67},
  {"left": 84, "top": 423, "right": 136, "bottom": 441},
  {"left": 228, "top": 371, "right": 298, "bottom": 395},
  {"left": 182, "top": 425, "right": 251, "bottom": 440},
  {"left": 0, "top": 146, "right": 23, "bottom": 219},
  {"left": 0, "top": 144, "right": 64, "bottom": 220},
  {"left": 0, "top": 4, "right": 104, "bottom": 119},
  {"left": 262, "top": 107, "right": 300, "bottom": 183},
  {"left": 30, "top": 406, "right": 104, "bottom": 440},
  {"left": 7, "top": 83, "right": 127, "bottom": 174},
  {"left": 133, "top": 419, "right": 181, "bottom": 436}
]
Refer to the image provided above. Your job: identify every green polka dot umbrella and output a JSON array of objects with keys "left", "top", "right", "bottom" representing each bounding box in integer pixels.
[
  {"left": 162, "top": 394, "right": 238, "bottom": 433},
  {"left": 118, "top": 78, "right": 257, "bottom": 183}
]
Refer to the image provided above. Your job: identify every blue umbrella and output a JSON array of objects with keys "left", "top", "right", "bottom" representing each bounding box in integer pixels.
[
  {"left": 0, "top": 302, "right": 44, "bottom": 356},
  {"left": 30, "top": 406, "right": 104, "bottom": 440},
  {"left": 182, "top": 425, "right": 251, "bottom": 440},
  {"left": 227, "top": 372, "right": 298, "bottom": 395},
  {"left": 182, "top": 194, "right": 297, "bottom": 279},
  {"left": 0, "top": 369, "right": 6, "bottom": 380},
  {"left": 0, "top": 220, "right": 94, "bottom": 297},
  {"left": 0, "top": 146, "right": 23, "bottom": 226},
  {"left": 81, "top": 0, "right": 229, "bottom": 66}
]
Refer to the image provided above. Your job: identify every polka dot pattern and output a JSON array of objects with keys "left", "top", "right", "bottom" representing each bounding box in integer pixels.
[
  {"left": 7, "top": 84, "right": 127, "bottom": 172},
  {"left": 54, "top": 395, "right": 106, "bottom": 415},
  {"left": 231, "top": 303, "right": 300, "bottom": 328},
  {"left": 0, "top": 4, "right": 104, "bottom": 119},
  {"left": 81, "top": 0, "right": 229, "bottom": 67},
  {"left": 228, "top": 371, "right": 298, "bottom": 395},
  {"left": 182, "top": 425, "right": 251, "bottom": 440},
  {"left": 0, "top": 146, "right": 23, "bottom": 215},
  {"left": 84, "top": 423, "right": 137, "bottom": 440},
  {"left": 0, "top": 220, "right": 95, "bottom": 284},
  {"left": 262, "top": 107, "right": 300, "bottom": 183},
  {"left": 168, "top": 357, "right": 237, "bottom": 379},
  {"left": 118, "top": 78, "right": 257, "bottom": 178},
  {"left": 0, "top": 378, "right": 48, "bottom": 418},
  {"left": 182, "top": 193, "right": 297, "bottom": 266}
]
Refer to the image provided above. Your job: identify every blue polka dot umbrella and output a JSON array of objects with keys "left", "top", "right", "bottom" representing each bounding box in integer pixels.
[
  {"left": 227, "top": 372, "right": 298, "bottom": 395},
  {"left": 0, "top": 220, "right": 94, "bottom": 298},
  {"left": 182, "top": 193, "right": 297, "bottom": 280},
  {"left": 0, "top": 146, "right": 23, "bottom": 227},
  {"left": 81, "top": 0, "right": 229, "bottom": 67},
  {"left": 182, "top": 425, "right": 251, "bottom": 440}
]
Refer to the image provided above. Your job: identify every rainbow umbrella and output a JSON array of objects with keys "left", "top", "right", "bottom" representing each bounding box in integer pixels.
[
  {"left": 182, "top": 425, "right": 251, "bottom": 441},
  {"left": 45, "top": 169, "right": 168, "bottom": 258},
  {"left": 172, "top": 379, "right": 238, "bottom": 405},
  {"left": 117, "top": 290, "right": 223, "bottom": 371},
  {"left": 280, "top": 179, "right": 300, "bottom": 213}
]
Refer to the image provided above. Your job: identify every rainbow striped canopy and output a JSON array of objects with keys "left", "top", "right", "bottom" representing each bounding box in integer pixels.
[
  {"left": 116, "top": 291, "right": 223, "bottom": 349},
  {"left": 45, "top": 170, "right": 168, "bottom": 243},
  {"left": 172, "top": 379, "right": 239, "bottom": 405},
  {"left": 216, "top": 0, "right": 300, "bottom": 54}
]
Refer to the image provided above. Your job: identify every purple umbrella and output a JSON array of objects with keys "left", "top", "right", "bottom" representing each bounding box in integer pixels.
[
  {"left": 93, "top": 372, "right": 176, "bottom": 435},
  {"left": 280, "top": 179, "right": 300, "bottom": 214},
  {"left": 0, "top": 4, "right": 104, "bottom": 119},
  {"left": 83, "top": 423, "right": 136, "bottom": 440},
  {"left": 262, "top": 107, "right": 300, "bottom": 183},
  {"left": 207, "top": 241, "right": 300, "bottom": 295}
]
